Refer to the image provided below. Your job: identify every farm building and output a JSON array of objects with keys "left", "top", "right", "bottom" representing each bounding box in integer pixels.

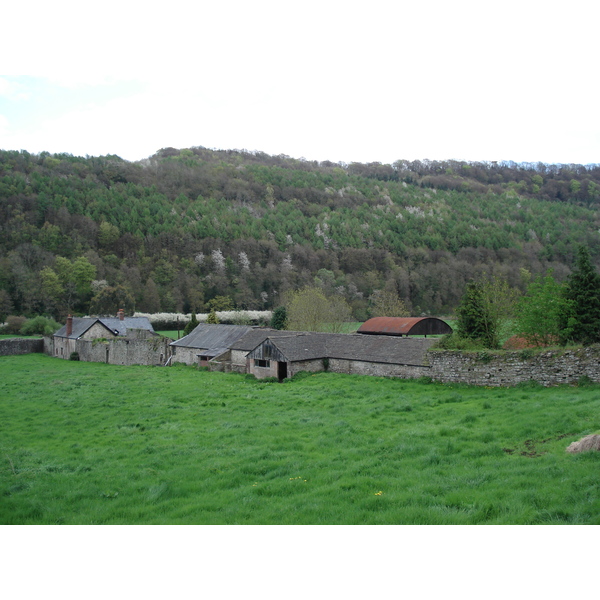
[
  {"left": 169, "top": 324, "right": 254, "bottom": 366},
  {"left": 53, "top": 310, "right": 156, "bottom": 358},
  {"left": 358, "top": 317, "right": 452, "bottom": 337},
  {"left": 52, "top": 310, "right": 160, "bottom": 362},
  {"left": 246, "top": 332, "right": 436, "bottom": 380}
]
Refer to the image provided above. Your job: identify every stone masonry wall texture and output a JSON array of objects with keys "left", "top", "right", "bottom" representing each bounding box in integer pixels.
[
  {"left": 0, "top": 338, "right": 44, "bottom": 356},
  {"left": 427, "top": 346, "right": 600, "bottom": 387}
]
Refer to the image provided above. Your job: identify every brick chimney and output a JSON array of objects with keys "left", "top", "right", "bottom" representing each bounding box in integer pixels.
[
  {"left": 118, "top": 309, "right": 125, "bottom": 321},
  {"left": 66, "top": 315, "right": 73, "bottom": 337}
]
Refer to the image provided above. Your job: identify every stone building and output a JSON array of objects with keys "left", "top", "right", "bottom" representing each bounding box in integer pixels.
[
  {"left": 52, "top": 310, "right": 162, "bottom": 364},
  {"left": 246, "top": 332, "right": 436, "bottom": 380}
]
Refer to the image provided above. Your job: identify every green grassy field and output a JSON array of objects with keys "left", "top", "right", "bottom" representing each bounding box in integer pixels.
[{"left": 1, "top": 354, "right": 599, "bottom": 524}]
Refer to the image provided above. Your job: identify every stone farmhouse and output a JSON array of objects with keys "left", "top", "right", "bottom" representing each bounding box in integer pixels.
[{"left": 52, "top": 310, "right": 171, "bottom": 366}]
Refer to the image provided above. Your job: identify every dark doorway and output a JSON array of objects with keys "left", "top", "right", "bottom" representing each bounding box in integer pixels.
[{"left": 278, "top": 361, "right": 288, "bottom": 381}]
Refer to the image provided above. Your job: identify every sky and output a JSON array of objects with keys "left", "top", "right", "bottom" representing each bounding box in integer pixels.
[{"left": 1, "top": 0, "right": 598, "bottom": 166}]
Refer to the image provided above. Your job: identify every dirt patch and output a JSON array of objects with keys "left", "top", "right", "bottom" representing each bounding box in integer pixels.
[{"left": 503, "top": 433, "right": 572, "bottom": 458}]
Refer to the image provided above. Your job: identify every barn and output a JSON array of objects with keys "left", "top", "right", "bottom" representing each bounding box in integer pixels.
[
  {"left": 357, "top": 317, "right": 452, "bottom": 337},
  {"left": 246, "top": 332, "right": 436, "bottom": 380},
  {"left": 169, "top": 323, "right": 254, "bottom": 366}
]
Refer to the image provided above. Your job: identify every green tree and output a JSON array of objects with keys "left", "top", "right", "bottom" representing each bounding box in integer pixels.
[
  {"left": 206, "top": 308, "right": 220, "bottom": 324},
  {"left": 270, "top": 306, "right": 288, "bottom": 330},
  {"left": 89, "top": 285, "right": 135, "bottom": 316},
  {"left": 456, "top": 280, "right": 498, "bottom": 348},
  {"left": 183, "top": 312, "right": 199, "bottom": 336},
  {"left": 560, "top": 246, "right": 600, "bottom": 345},
  {"left": 286, "top": 287, "right": 352, "bottom": 332},
  {"left": 54, "top": 256, "right": 97, "bottom": 311},
  {"left": 0, "top": 289, "right": 13, "bottom": 322},
  {"left": 40, "top": 266, "right": 65, "bottom": 316},
  {"left": 516, "top": 271, "right": 564, "bottom": 346},
  {"left": 207, "top": 295, "right": 234, "bottom": 311},
  {"left": 369, "top": 289, "right": 409, "bottom": 318}
]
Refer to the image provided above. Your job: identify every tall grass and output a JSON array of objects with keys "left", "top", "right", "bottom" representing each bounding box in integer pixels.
[{"left": 1, "top": 355, "right": 599, "bottom": 524}]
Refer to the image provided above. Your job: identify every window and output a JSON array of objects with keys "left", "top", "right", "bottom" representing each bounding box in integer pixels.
[{"left": 255, "top": 359, "right": 270, "bottom": 368}]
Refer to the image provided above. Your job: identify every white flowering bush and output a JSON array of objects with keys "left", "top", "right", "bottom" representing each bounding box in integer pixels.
[{"left": 134, "top": 311, "right": 272, "bottom": 329}]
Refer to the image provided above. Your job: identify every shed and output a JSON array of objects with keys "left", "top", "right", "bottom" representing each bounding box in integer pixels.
[{"left": 357, "top": 317, "right": 452, "bottom": 337}]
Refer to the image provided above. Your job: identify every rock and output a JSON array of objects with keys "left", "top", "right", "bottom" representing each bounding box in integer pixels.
[{"left": 566, "top": 434, "right": 600, "bottom": 454}]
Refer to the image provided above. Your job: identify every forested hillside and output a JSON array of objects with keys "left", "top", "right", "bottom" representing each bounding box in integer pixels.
[{"left": 1, "top": 147, "right": 599, "bottom": 320}]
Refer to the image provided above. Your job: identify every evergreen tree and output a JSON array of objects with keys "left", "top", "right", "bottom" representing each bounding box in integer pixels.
[
  {"left": 456, "top": 280, "right": 498, "bottom": 348},
  {"left": 560, "top": 246, "right": 600, "bottom": 345},
  {"left": 183, "top": 312, "right": 199, "bottom": 336},
  {"left": 207, "top": 308, "right": 220, "bottom": 324},
  {"left": 270, "top": 306, "right": 288, "bottom": 330}
]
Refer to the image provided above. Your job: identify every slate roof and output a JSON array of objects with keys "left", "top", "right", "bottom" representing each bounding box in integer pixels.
[
  {"left": 229, "top": 328, "right": 295, "bottom": 351},
  {"left": 54, "top": 316, "right": 154, "bottom": 339},
  {"left": 170, "top": 324, "right": 253, "bottom": 349},
  {"left": 249, "top": 332, "right": 437, "bottom": 366}
]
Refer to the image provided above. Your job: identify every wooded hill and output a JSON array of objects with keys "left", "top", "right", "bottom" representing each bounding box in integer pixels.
[{"left": 1, "top": 147, "right": 599, "bottom": 320}]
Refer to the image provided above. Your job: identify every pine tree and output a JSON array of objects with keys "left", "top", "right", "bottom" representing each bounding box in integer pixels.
[
  {"left": 456, "top": 280, "right": 498, "bottom": 348},
  {"left": 207, "top": 308, "right": 220, "bottom": 324},
  {"left": 270, "top": 306, "right": 288, "bottom": 330},
  {"left": 183, "top": 312, "right": 199, "bottom": 336},
  {"left": 560, "top": 246, "right": 600, "bottom": 345}
]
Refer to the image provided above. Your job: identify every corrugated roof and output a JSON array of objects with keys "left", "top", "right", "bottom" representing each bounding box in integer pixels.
[
  {"left": 358, "top": 317, "right": 452, "bottom": 336},
  {"left": 170, "top": 324, "right": 253, "bottom": 349}
]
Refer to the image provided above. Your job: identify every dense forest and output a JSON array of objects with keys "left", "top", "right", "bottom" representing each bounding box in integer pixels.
[{"left": 1, "top": 146, "right": 599, "bottom": 321}]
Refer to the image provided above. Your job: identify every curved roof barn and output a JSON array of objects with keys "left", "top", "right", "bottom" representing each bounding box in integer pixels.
[{"left": 358, "top": 317, "right": 452, "bottom": 337}]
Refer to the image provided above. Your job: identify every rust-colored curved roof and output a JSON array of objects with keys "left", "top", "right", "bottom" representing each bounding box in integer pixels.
[{"left": 357, "top": 317, "right": 452, "bottom": 336}]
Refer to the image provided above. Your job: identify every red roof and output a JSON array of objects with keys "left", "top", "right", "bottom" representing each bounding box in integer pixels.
[{"left": 357, "top": 317, "right": 452, "bottom": 336}]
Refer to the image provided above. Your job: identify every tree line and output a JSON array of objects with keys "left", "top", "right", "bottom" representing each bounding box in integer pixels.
[{"left": 1, "top": 147, "right": 599, "bottom": 323}]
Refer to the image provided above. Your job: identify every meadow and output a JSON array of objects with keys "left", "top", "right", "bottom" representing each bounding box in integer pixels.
[{"left": 1, "top": 354, "right": 599, "bottom": 525}]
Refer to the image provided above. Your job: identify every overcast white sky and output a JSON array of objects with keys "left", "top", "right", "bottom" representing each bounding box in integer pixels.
[{"left": 1, "top": 0, "right": 598, "bottom": 165}]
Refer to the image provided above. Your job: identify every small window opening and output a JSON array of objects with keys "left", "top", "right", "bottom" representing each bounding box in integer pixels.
[{"left": 256, "top": 359, "right": 270, "bottom": 368}]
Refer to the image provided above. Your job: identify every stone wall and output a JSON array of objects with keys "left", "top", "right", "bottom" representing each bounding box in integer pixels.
[
  {"left": 428, "top": 346, "right": 600, "bottom": 387},
  {"left": 328, "top": 358, "right": 430, "bottom": 379},
  {"left": 0, "top": 338, "right": 44, "bottom": 356},
  {"left": 76, "top": 336, "right": 172, "bottom": 366}
]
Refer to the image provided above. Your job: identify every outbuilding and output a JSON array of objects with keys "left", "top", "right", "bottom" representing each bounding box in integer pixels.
[
  {"left": 246, "top": 332, "right": 436, "bottom": 380},
  {"left": 357, "top": 317, "right": 452, "bottom": 337}
]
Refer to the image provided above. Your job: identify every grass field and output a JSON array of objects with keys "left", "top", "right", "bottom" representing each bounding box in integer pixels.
[{"left": 1, "top": 354, "right": 599, "bottom": 525}]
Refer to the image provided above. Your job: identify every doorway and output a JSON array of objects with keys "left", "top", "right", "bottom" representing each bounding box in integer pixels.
[{"left": 277, "top": 361, "right": 288, "bottom": 381}]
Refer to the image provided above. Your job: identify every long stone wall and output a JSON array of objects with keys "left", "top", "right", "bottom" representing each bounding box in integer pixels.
[
  {"left": 328, "top": 358, "right": 430, "bottom": 379},
  {"left": 0, "top": 338, "right": 44, "bottom": 356},
  {"left": 427, "top": 346, "right": 600, "bottom": 387}
]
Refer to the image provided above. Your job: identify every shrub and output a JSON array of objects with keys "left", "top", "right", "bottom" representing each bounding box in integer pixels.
[
  {"left": 69, "top": 352, "right": 80, "bottom": 361},
  {"left": 5, "top": 316, "right": 27, "bottom": 335},
  {"left": 20, "top": 316, "right": 62, "bottom": 336}
]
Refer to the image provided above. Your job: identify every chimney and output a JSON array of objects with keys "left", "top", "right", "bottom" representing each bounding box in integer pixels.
[
  {"left": 118, "top": 309, "right": 125, "bottom": 321},
  {"left": 66, "top": 315, "right": 73, "bottom": 337}
]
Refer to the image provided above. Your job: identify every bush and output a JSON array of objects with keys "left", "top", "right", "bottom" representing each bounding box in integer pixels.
[
  {"left": 5, "top": 316, "right": 27, "bottom": 335},
  {"left": 20, "top": 316, "right": 62, "bottom": 336},
  {"left": 69, "top": 352, "right": 80, "bottom": 361}
]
